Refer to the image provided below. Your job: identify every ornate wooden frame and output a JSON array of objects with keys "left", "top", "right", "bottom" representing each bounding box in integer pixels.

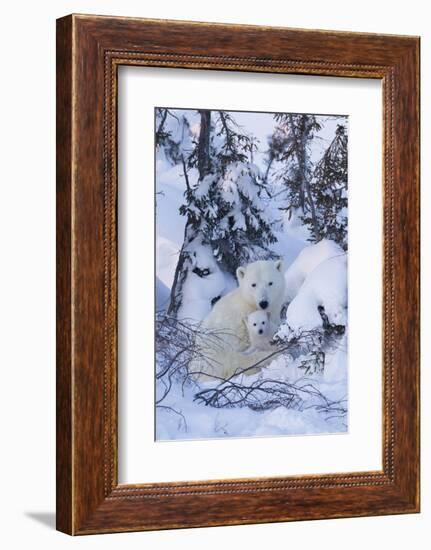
[{"left": 56, "top": 14, "right": 420, "bottom": 535}]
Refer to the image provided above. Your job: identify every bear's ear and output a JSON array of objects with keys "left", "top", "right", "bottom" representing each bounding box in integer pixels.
[
  {"left": 275, "top": 259, "right": 284, "bottom": 272},
  {"left": 236, "top": 266, "right": 246, "bottom": 281}
]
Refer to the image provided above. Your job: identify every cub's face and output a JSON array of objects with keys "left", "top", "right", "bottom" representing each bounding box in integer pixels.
[
  {"left": 236, "top": 259, "right": 285, "bottom": 311},
  {"left": 246, "top": 310, "right": 271, "bottom": 337}
]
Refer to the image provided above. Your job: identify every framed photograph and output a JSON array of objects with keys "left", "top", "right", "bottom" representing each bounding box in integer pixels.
[{"left": 56, "top": 14, "right": 420, "bottom": 534}]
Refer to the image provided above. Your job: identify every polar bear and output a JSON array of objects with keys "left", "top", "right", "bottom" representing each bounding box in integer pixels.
[
  {"left": 243, "top": 310, "right": 277, "bottom": 353},
  {"left": 189, "top": 259, "right": 286, "bottom": 381}
]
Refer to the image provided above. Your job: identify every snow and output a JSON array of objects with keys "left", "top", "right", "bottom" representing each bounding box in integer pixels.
[
  {"left": 156, "top": 277, "right": 170, "bottom": 312},
  {"left": 284, "top": 253, "right": 347, "bottom": 331},
  {"left": 155, "top": 165, "right": 188, "bottom": 291},
  {"left": 271, "top": 226, "right": 309, "bottom": 273},
  {"left": 156, "top": 344, "right": 347, "bottom": 440},
  {"left": 284, "top": 239, "right": 345, "bottom": 303},
  {"left": 155, "top": 108, "right": 348, "bottom": 441},
  {"left": 178, "top": 238, "right": 236, "bottom": 321},
  {"left": 156, "top": 236, "right": 180, "bottom": 291},
  {"left": 159, "top": 109, "right": 197, "bottom": 156},
  {"left": 194, "top": 174, "right": 215, "bottom": 200},
  {"left": 156, "top": 397, "right": 344, "bottom": 441}
]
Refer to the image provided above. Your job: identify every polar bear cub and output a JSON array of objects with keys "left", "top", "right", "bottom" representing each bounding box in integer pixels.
[{"left": 243, "top": 310, "right": 277, "bottom": 353}]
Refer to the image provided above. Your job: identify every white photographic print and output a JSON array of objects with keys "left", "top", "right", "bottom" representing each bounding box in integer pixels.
[{"left": 155, "top": 107, "right": 348, "bottom": 441}]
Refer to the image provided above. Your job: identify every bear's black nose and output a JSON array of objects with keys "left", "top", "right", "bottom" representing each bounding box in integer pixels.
[
  {"left": 258, "top": 329, "right": 263, "bottom": 335},
  {"left": 259, "top": 300, "right": 268, "bottom": 310}
]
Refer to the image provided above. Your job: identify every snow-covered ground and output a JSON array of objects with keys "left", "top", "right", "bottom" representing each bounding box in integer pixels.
[
  {"left": 155, "top": 109, "right": 348, "bottom": 441},
  {"left": 156, "top": 341, "right": 347, "bottom": 440}
]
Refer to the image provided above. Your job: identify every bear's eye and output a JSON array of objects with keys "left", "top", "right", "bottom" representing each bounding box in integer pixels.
[
  {"left": 268, "top": 282, "right": 273, "bottom": 286},
  {"left": 253, "top": 323, "right": 257, "bottom": 326},
  {"left": 251, "top": 283, "right": 256, "bottom": 288},
  {"left": 262, "top": 321, "right": 265, "bottom": 325}
]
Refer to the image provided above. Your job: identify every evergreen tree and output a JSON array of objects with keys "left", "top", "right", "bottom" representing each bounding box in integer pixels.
[
  {"left": 168, "top": 110, "right": 277, "bottom": 316},
  {"left": 269, "top": 113, "right": 321, "bottom": 236},
  {"left": 311, "top": 124, "right": 348, "bottom": 249},
  {"left": 167, "top": 109, "right": 210, "bottom": 317},
  {"left": 185, "top": 111, "right": 277, "bottom": 274},
  {"left": 181, "top": 162, "right": 277, "bottom": 276}
]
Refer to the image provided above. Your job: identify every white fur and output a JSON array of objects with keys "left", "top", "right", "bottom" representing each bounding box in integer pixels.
[
  {"left": 243, "top": 310, "right": 277, "bottom": 353},
  {"left": 189, "top": 260, "right": 286, "bottom": 380}
]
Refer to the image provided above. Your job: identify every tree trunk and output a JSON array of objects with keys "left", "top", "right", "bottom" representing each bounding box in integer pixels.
[
  {"left": 298, "top": 117, "right": 319, "bottom": 239},
  {"left": 304, "top": 175, "right": 319, "bottom": 239},
  {"left": 167, "top": 225, "right": 193, "bottom": 316},
  {"left": 197, "top": 110, "right": 211, "bottom": 179},
  {"left": 167, "top": 110, "right": 212, "bottom": 317}
]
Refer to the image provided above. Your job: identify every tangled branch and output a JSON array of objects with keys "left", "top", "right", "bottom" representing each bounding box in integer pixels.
[
  {"left": 156, "top": 312, "right": 346, "bottom": 421},
  {"left": 194, "top": 375, "right": 346, "bottom": 417},
  {"left": 155, "top": 313, "right": 236, "bottom": 404}
]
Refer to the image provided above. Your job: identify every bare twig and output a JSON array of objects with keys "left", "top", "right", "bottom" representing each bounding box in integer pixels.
[{"left": 156, "top": 312, "right": 346, "bottom": 421}]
